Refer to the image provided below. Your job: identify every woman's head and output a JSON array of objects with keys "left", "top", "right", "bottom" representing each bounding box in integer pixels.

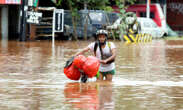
[{"left": 96, "top": 29, "right": 108, "bottom": 45}]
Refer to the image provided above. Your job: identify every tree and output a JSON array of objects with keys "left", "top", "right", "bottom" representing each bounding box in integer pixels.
[
  {"left": 79, "top": 0, "right": 111, "bottom": 40},
  {"left": 56, "top": 0, "right": 136, "bottom": 40},
  {"left": 113, "top": 0, "right": 137, "bottom": 40},
  {"left": 56, "top": 0, "right": 110, "bottom": 40}
]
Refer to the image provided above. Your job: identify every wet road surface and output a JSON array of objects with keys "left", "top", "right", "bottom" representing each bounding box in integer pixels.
[{"left": 0, "top": 39, "right": 183, "bottom": 110}]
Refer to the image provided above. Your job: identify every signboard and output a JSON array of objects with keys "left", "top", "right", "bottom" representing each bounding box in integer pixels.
[
  {"left": 53, "top": 9, "right": 64, "bottom": 32},
  {"left": 52, "top": 8, "right": 64, "bottom": 45},
  {"left": 0, "top": 0, "right": 21, "bottom": 4},
  {"left": 26, "top": 11, "right": 42, "bottom": 24}
]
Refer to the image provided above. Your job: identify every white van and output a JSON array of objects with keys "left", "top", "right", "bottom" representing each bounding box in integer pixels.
[{"left": 137, "top": 17, "right": 168, "bottom": 38}]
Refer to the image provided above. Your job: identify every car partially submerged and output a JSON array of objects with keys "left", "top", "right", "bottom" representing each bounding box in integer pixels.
[
  {"left": 107, "top": 17, "right": 168, "bottom": 39},
  {"left": 137, "top": 17, "right": 168, "bottom": 38}
]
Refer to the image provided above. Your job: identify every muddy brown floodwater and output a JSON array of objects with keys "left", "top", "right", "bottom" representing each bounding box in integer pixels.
[{"left": 0, "top": 39, "right": 183, "bottom": 110}]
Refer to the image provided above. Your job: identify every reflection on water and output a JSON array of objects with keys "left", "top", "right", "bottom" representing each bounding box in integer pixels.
[
  {"left": 0, "top": 40, "right": 183, "bottom": 110},
  {"left": 64, "top": 82, "right": 114, "bottom": 110}
]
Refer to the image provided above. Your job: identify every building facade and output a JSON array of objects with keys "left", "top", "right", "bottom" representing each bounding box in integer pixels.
[
  {"left": 0, "top": 0, "right": 21, "bottom": 40},
  {"left": 167, "top": 0, "right": 183, "bottom": 34}
]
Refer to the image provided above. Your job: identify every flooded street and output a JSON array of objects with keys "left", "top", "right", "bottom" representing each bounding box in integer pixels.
[{"left": 0, "top": 39, "right": 183, "bottom": 110}]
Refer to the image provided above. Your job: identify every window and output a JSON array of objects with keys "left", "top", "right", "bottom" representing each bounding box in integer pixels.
[
  {"left": 139, "top": 12, "right": 155, "bottom": 19},
  {"left": 89, "top": 12, "right": 106, "bottom": 24},
  {"left": 150, "top": 12, "right": 155, "bottom": 19},
  {"left": 140, "top": 12, "right": 146, "bottom": 17}
]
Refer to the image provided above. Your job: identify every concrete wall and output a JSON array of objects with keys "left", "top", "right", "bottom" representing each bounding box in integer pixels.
[
  {"left": 1, "top": 6, "right": 8, "bottom": 40},
  {"left": 167, "top": 0, "right": 183, "bottom": 34}
]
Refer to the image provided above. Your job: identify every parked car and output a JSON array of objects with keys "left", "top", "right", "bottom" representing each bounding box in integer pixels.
[
  {"left": 137, "top": 17, "right": 168, "bottom": 38},
  {"left": 107, "top": 17, "right": 168, "bottom": 38},
  {"left": 63, "top": 10, "right": 95, "bottom": 40},
  {"left": 63, "top": 10, "right": 119, "bottom": 40},
  {"left": 89, "top": 11, "right": 119, "bottom": 29}
]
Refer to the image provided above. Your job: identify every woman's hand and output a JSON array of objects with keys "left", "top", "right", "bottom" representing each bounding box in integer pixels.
[{"left": 99, "top": 59, "right": 108, "bottom": 64}]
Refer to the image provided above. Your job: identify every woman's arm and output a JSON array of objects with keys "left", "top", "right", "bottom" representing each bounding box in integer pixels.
[{"left": 75, "top": 47, "right": 90, "bottom": 56}]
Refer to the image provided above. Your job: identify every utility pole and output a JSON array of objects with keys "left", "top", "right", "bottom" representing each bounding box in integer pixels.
[
  {"left": 146, "top": 0, "right": 151, "bottom": 18},
  {"left": 163, "top": 0, "right": 167, "bottom": 24},
  {"left": 20, "top": 0, "right": 27, "bottom": 41},
  {"left": 162, "top": 0, "right": 167, "bottom": 30}
]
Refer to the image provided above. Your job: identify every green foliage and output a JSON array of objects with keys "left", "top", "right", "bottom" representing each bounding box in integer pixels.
[
  {"left": 55, "top": 0, "right": 111, "bottom": 40},
  {"left": 55, "top": 0, "right": 136, "bottom": 40},
  {"left": 112, "top": 0, "right": 136, "bottom": 39},
  {"left": 56, "top": 0, "right": 62, "bottom": 6},
  {"left": 103, "top": 6, "right": 113, "bottom": 12},
  {"left": 57, "top": 0, "right": 111, "bottom": 11}
]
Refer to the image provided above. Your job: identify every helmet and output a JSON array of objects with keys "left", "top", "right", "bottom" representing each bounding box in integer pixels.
[{"left": 96, "top": 29, "right": 108, "bottom": 37}]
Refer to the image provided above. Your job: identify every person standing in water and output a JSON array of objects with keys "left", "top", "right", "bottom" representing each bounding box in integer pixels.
[{"left": 75, "top": 29, "right": 116, "bottom": 81}]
